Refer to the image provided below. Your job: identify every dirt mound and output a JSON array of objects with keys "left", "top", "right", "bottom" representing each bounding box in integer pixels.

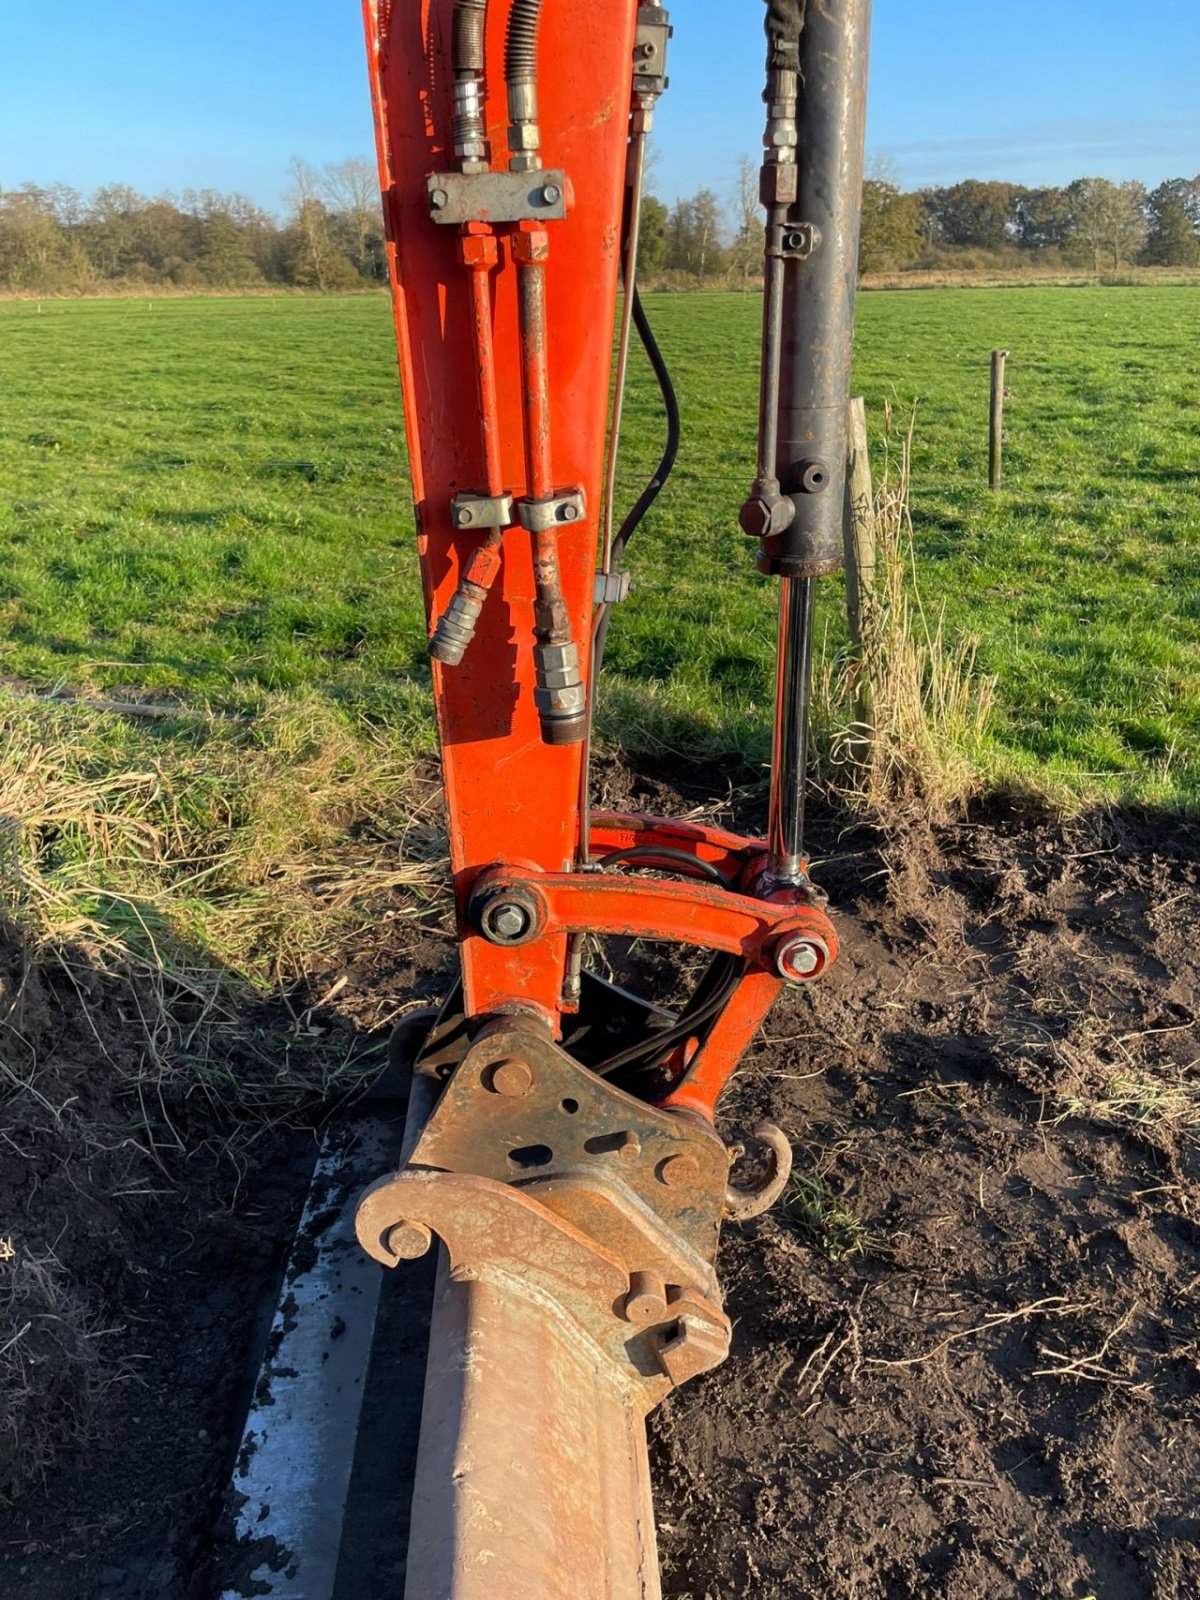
[{"left": 654, "top": 804, "right": 1200, "bottom": 1600}]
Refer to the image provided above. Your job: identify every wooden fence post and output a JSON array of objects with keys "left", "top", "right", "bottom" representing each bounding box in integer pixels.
[
  {"left": 842, "top": 395, "right": 877, "bottom": 761},
  {"left": 843, "top": 395, "right": 876, "bottom": 648},
  {"left": 989, "top": 349, "right": 1009, "bottom": 489}
]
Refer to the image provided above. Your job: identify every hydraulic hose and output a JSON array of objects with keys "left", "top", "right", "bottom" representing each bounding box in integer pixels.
[
  {"left": 452, "top": 0, "right": 486, "bottom": 73},
  {"left": 504, "top": 0, "right": 543, "bottom": 169},
  {"left": 451, "top": 0, "right": 488, "bottom": 165},
  {"left": 504, "top": 0, "right": 541, "bottom": 83}
]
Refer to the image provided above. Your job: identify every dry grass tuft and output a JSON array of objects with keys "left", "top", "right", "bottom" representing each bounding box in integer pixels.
[
  {"left": 0, "top": 689, "right": 441, "bottom": 997},
  {"left": 0, "top": 1248, "right": 113, "bottom": 1501},
  {"left": 816, "top": 404, "right": 996, "bottom": 814}
]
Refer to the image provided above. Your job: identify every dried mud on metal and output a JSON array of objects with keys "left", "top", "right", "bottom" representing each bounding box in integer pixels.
[{"left": 1, "top": 769, "right": 1198, "bottom": 1600}]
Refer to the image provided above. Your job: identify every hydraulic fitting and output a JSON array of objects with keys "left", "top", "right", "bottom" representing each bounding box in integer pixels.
[{"left": 533, "top": 640, "right": 587, "bottom": 744}]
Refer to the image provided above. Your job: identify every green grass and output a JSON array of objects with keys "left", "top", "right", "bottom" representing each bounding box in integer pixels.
[{"left": 2, "top": 287, "right": 1198, "bottom": 808}]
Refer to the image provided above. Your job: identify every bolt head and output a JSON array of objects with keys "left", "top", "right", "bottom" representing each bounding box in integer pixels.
[
  {"left": 775, "top": 935, "right": 828, "bottom": 983},
  {"left": 384, "top": 1220, "right": 432, "bottom": 1260},
  {"left": 614, "top": 1131, "right": 641, "bottom": 1162},
  {"left": 558, "top": 502, "right": 580, "bottom": 522},
  {"left": 658, "top": 1152, "right": 699, "bottom": 1190},
  {"left": 430, "top": 188, "right": 449, "bottom": 209},
  {"left": 739, "top": 495, "right": 773, "bottom": 540},
  {"left": 455, "top": 505, "right": 474, "bottom": 526},
  {"left": 489, "top": 1057, "right": 534, "bottom": 1098},
  {"left": 490, "top": 903, "right": 531, "bottom": 940},
  {"left": 541, "top": 183, "right": 562, "bottom": 205}
]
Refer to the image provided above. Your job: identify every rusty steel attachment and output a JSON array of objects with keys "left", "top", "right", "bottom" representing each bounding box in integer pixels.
[{"left": 356, "top": 1020, "right": 732, "bottom": 1598}]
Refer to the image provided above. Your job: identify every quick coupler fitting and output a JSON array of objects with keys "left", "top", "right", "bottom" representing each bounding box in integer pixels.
[
  {"left": 534, "top": 640, "right": 587, "bottom": 745},
  {"left": 429, "top": 533, "right": 503, "bottom": 666},
  {"left": 429, "top": 582, "right": 487, "bottom": 666}
]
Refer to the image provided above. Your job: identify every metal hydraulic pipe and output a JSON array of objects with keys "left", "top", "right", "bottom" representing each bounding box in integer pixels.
[
  {"left": 515, "top": 236, "right": 587, "bottom": 744},
  {"left": 469, "top": 257, "right": 505, "bottom": 495},
  {"left": 600, "top": 130, "right": 647, "bottom": 580},
  {"left": 517, "top": 253, "right": 554, "bottom": 503}
]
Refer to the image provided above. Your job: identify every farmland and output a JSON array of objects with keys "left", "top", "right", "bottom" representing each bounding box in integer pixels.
[
  {"left": 2, "top": 285, "right": 1199, "bottom": 809},
  {"left": 2, "top": 286, "right": 1200, "bottom": 1598}
]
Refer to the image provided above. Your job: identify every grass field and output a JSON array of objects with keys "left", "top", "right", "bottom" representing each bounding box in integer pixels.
[
  {"left": 3, "top": 286, "right": 1198, "bottom": 806},
  {"left": 1, "top": 286, "right": 1198, "bottom": 981}
]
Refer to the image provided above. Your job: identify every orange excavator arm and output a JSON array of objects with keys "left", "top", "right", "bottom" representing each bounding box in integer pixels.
[{"left": 355, "top": 1, "right": 871, "bottom": 1592}]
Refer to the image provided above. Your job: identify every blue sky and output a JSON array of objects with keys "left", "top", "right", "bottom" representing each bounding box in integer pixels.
[{"left": 2, "top": 1, "right": 1198, "bottom": 211}]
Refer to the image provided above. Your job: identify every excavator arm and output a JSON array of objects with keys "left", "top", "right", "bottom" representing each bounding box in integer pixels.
[{"left": 354, "top": 1, "right": 871, "bottom": 1591}]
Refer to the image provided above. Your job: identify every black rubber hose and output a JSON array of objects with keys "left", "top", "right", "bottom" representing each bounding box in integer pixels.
[
  {"left": 765, "top": 0, "right": 805, "bottom": 69},
  {"left": 592, "top": 953, "right": 745, "bottom": 1079},
  {"left": 613, "top": 289, "right": 681, "bottom": 566},
  {"left": 452, "top": 0, "right": 486, "bottom": 75},
  {"left": 592, "top": 288, "right": 681, "bottom": 679},
  {"left": 597, "top": 845, "right": 729, "bottom": 887},
  {"left": 504, "top": 0, "right": 541, "bottom": 85}
]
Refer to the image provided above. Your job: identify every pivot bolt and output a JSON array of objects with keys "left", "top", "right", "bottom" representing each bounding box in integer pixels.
[
  {"left": 430, "top": 188, "right": 449, "bottom": 209},
  {"left": 658, "top": 1152, "right": 699, "bottom": 1189},
  {"left": 614, "top": 1130, "right": 641, "bottom": 1162},
  {"left": 455, "top": 505, "right": 474, "bottom": 526},
  {"left": 775, "top": 934, "right": 829, "bottom": 984},
  {"left": 384, "top": 1220, "right": 432, "bottom": 1260},
  {"left": 482, "top": 900, "right": 533, "bottom": 942},
  {"left": 489, "top": 1058, "right": 534, "bottom": 1098},
  {"left": 541, "top": 183, "right": 561, "bottom": 205}
]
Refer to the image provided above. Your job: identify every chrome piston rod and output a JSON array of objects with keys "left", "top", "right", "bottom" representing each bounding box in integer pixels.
[{"left": 767, "top": 574, "right": 815, "bottom": 885}]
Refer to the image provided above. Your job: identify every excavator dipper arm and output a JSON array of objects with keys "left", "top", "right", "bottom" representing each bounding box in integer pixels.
[{"left": 356, "top": 0, "right": 871, "bottom": 1591}]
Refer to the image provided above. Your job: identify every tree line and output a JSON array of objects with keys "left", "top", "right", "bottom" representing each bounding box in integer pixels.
[
  {"left": 3, "top": 157, "right": 1200, "bottom": 295},
  {"left": 642, "top": 168, "right": 1200, "bottom": 284},
  {"left": 0, "top": 160, "right": 387, "bottom": 293}
]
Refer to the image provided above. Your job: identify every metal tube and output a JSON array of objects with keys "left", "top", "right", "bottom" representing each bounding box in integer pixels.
[
  {"left": 517, "top": 257, "right": 554, "bottom": 501},
  {"left": 756, "top": 240, "right": 786, "bottom": 485},
  {"left": 600, "top": 130, "right": 647, "bottom": 577},
  {"left": 767, "top": 574, "right": 815, "bottom": 883},
  {"left": 516, "top": 244, "right": 587, "bottom": 744},
  {"left": 468, "top": 259, "right": 505, "bottom": 494}
]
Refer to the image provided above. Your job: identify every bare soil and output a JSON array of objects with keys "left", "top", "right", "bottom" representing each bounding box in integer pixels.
[
  {"left": 1, "top": 768, "right": 1197, "bottom": 1600},
  {"left": 651, "top": 793, "right": 1200, "bottom": 1600}
]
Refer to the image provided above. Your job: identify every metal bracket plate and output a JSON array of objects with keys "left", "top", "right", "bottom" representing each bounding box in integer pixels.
[
  {"left": 452, "top": 490, "right": 513, "bottom": 530},
  {"left": 633, "top": 6, "right": 672, "bottom": 98},
  {"left": 517, "top": 489, "right": 586, "bottom": 532},
  {"left": 427, "top": 170, "right": 568, "bottom": 225},
  {"left": 407, "top": 1024, "right": 728, "bottom": 1275}
]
